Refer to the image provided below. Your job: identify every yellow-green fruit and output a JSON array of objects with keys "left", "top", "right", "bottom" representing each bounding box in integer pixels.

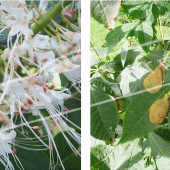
[
  {"left": 143, "top": 65, "right": 165, "bottom": 93},
  {"left": 149, "top": 96, "right": 169, "bottom": 124}
]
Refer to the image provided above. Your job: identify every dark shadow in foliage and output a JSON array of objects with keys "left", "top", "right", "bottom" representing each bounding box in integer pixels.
[
  {"left": 9, "top": 143, "right": 50, "bottom": 170},
  {"left": 53, "top": 132, "right": 81, "bottom": 170},
  {"left": 154, "top": 125, "right": 170, "bottom": 142},
  {"left": 64, "top": 98, "right": 81, "bottom": 131}
]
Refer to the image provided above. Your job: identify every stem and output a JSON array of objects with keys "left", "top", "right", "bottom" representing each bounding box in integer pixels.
[
  {"left": 32, "top": 18, "right": 54, "bottom": 37},
  {"left": 163, "top": 50, "right": 170, "bottom": 64},
  {"left": 31, "top": 1, "right": 70, "bottom": 36},
  {"left": 60, "top": 13, "right": 79, "bottom": 32},
  {"left": 158, "top": 16, "right": 164, "bottom": 46},
  {"left": 50, "top": 0, "right": 55, "bottom": 7}
]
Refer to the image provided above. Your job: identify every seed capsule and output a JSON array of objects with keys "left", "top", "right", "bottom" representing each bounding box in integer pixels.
[
  {"left": 143, "top": 64, "right": 165, "bottom": 93},
  {"left": 149, "top": 95, "right": 169, "bottom": 124}
]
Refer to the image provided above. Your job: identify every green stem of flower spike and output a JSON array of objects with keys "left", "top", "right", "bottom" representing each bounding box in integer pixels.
[{"left": 31, "top": 1, "right": 70, "bottom": 36}]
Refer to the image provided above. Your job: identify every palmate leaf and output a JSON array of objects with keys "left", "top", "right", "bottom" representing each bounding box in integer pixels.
[
  {"left": 91, "top": 86, "right": 119, "bottom": 141},
  {"left": 91, "top": 138, "right": 144, "bottom": 170},
  {"left": 119, "top": 86, "right": 170, "bottom": 144},
  {"left": 149, "top": 132, "right": 170, "bottom": 170},
  {"left": 91, "top": 0, "right": 121, "bottom": 30}
]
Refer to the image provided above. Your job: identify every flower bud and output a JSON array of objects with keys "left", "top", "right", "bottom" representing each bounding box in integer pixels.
[
  {"left": 61, "top": 55, "right": 73, "bottom": 69},
  {"left": 60, "top": 43, "right": 68, "bottom": 55},
  {"left": 63, "top": 31, "right": 74, "bottom": 41}
]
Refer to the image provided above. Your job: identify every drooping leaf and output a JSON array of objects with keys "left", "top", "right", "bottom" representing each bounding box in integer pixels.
[
  {"left": 149, "top": 132, "right": 170, "bottom": 170},
  {"left": 91, "top": 86, "right": 119, "bottom": 141},
  {"left": 119, "top": 85, "right": 170, "bottom": 144}
]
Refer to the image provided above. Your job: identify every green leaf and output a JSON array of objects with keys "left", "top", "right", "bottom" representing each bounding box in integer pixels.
[
  {"left": 154, "top": 125, "right": 170, "bottom": 142},
  {"left": 105, "top": 21, "right": 140, "bottom": 51},
  {"left": 91, "top": 87, "right": 119, "bottom": 141},
  {"left": 149, "top": 132, "right": 170, "bottom": 170},
  {"left": 91, "top": 77, "right": 121, "bottom": 97},
  {"left": 156, "top": 1, "right": 170, "bottom": 10},
  {"left": 91, "top": 145, "right": 114, "bottom": 170},
  {"left": 64, "top": 98, "right": 81, "bottom": 131},
  {"left": 91, "top": 138, "right": 144, "bottom": 170},
  {"left": 9, "top": 140, "right": 50, "bottom": 170},
  {"left": 122, "top": 1, "right": 152, "bottom": 20},
  {"left": 54, "top": 132, "right": 81, "bottom": 170},
  {"left": 136, "top": 21, "right": 153, "bottom": 52},
  {"left": 99, "top": 59, "right": 123, "bottom": 73},
  {"left": 116, "top": 138, "right": 145, "bottom": 170},
  {"left": 147, "top": 50, "right": 168, "bottom": 67},
  {"left": 116, "top": 60, "right": 150, "bottom": 96},
  {"left": 119, "top": 86, "right": 170, "bottom": 144},
  {"left": 152, "top": 4, "right": 160, "bottom": 21},
  {"left": 168, "top": 114, "right": 170, "bottom": 129}
]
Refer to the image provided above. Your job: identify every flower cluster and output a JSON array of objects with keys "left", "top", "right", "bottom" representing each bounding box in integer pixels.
[{"left": 0, "top": 0, "right": 81, "bottom": 169}]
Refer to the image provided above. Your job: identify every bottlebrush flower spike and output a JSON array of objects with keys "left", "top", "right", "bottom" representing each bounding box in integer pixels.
[{"left": 0, "top": 0, "right": 81, "bottom": 169}]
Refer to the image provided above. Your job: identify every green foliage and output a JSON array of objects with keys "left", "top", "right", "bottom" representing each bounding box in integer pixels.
[
  {"left": 91, "top": 87, "right": 119, "bottom": 141},
  {"left": 91, "top": 0, "right": 170, "bottom": 170}
]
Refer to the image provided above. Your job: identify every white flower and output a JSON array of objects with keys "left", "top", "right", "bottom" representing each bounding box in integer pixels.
[
  {"left": 30, "top": 34, "right": 51, "bottom": 50},
  {"left": 35, "top": 51, "right": 55, "bottom": 65},
  {"left": 4, "top": 8, "right": 33, "bottom": 36},
  {"left": 33, "top": 0, "right": 49, "bottom": 19},
  {"left": 0, "top": 1, "right": 20, "bottom": 13},
  {"left": 47, "top": 90, "right": 70, "bottom": 106},
  {"left": 50, "top": 38, "right": 61, "bottom": 56},
  {"left": 0, "top": 130, "right": 16, "bottom": 155},
  {"left": 64, "top": 64, "right": 81, "bottom": 83}
]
